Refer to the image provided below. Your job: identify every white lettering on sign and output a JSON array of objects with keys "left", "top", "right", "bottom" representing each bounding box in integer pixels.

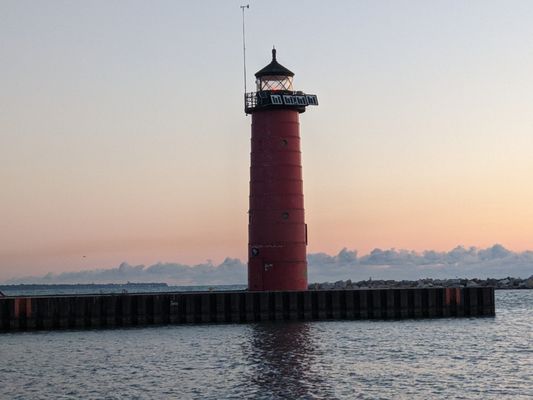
[
  {"left": 295, "top": 96, "right": 307, "bottom": 105},
  {"left": 283, "top": 95, "right": 298, "bottom": 105},
  {"left": 306, "top": 95, "right": 318, "bottom": 105},
  {"left": 270, "top": 95, "right": 283, "bottom": 105},
  {"left": 266, "top": 93, "right": 319, "bottom": 107}
]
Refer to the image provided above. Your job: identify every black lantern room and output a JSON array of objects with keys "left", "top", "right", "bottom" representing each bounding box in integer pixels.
[
  {"left": 244, "top": 48, "right": 318, "bottom": 114},
  {"left": 255, "top": 48, "right": 294, "bottom": 91}
]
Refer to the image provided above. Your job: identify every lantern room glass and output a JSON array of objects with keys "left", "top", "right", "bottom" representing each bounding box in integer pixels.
[{"left": 256, "top": 75, "right": 293, "bottom": 91}]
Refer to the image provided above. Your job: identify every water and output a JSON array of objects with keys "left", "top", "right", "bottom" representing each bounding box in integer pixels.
[
  {"left": 1, "top": 291, "right": 531, "bottom": 399},
  {"left": 0, "top": 284, "right": 246, "bottom": 297}
]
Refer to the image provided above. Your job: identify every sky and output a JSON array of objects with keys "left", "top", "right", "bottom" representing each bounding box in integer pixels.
[{"left": 1, "top": 1, "right": 533, "bottom": 282}]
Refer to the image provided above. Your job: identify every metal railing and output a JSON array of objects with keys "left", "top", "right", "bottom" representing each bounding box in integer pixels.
[
  {"left": 244, "top": 92, "right": 259, "bottom": 110},
  {"left": 245, "top": 90, "right": 308, "bottom": 113}
]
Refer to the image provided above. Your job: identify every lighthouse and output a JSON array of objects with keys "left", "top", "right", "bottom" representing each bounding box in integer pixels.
[{"left": 245, "top": 48, "right": 318, "bottom": 291}]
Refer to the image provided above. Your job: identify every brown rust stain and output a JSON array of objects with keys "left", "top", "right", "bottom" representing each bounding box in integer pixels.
[
  {"left": 455, "top": 288, "right": 462, "bottom": 305},
  {"left": 444, "top": 288, "right": 463, "bottom": 306},
  {"left": 13, "top": 298, "right": 32, "bottom": 318}
]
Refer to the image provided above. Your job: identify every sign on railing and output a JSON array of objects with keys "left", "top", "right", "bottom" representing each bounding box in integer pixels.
[
  {"left": 244, "top": 91, "right": 319, "bottom": 112},
  {"left": 271, "top": 94, "right": 318, "bottom": 106}
]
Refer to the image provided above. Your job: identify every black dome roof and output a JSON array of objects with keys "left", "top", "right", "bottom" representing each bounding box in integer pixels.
[{"left": 254, "top": 48, "right": 294, "bottom": 78}]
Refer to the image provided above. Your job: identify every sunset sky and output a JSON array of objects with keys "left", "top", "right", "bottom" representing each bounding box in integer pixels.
[{"left": 1, "top": 1, "right": 533, "bottom": 281}]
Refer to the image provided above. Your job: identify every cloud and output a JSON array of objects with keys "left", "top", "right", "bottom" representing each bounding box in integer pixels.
[
  {"left": 308, "top": 244, "right": 533, "bottom": 282},
  {"left": 3, "top": 244, "right": 533, "bottom": 285}
]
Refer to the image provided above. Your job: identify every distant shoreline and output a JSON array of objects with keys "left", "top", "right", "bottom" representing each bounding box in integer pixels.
[
  {"left": 0, "top": 282, "right": 169, "bottom": 290},
  {"left": 1, "top": 276, "right": 532, "bottom": 291}
]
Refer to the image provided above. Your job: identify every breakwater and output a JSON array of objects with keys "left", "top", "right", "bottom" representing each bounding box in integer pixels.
[
  {"left": 0, "top": 287, "right": 495, "bottom": 332},
  {"left": 310, "top": 276, "right": 533, "bottom": 290}
]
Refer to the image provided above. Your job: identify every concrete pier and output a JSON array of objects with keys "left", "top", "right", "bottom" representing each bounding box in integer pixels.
[{"left": 0, "top": 287, "right": 495, "bottom": 332}]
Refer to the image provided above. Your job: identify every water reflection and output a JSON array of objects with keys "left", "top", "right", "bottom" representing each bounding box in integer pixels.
[{"left": 247, "top": 322, "right": 335, "bottom": 399}]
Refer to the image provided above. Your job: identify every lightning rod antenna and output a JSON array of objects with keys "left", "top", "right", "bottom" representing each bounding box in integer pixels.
[{"left": 240, "top": 5, "right": 250, "bottom": 97}]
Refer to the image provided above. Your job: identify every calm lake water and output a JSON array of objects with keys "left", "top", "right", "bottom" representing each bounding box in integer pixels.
[{"left": 1, "top": 290, "right": 531, "bottom": 399}]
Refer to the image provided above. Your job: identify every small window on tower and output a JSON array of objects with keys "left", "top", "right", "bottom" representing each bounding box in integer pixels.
[
  {"left": 281, "top": 212, "right": 289, "bottom": 220},
  {"left": 281, "top": 139, "right": 288, "bottom": 146}
]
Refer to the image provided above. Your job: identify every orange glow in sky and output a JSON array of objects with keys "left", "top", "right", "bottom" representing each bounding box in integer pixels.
[{"left": 1, "top": 1, "right": 533, "bottom": 281}]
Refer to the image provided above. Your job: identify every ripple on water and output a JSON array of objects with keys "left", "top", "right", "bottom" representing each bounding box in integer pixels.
[{"left": 0, "top": 291, "right": 532, "bottom": 399}]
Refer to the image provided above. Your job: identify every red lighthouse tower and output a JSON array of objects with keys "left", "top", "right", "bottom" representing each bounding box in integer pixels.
[{"left": 245, "top": 49, "right": 318, "bottom": 291}]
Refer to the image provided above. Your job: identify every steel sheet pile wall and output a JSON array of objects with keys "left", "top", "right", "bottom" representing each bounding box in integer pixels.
[{"left": 0, "top": 287, "right": 495, "bottom": 332}]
